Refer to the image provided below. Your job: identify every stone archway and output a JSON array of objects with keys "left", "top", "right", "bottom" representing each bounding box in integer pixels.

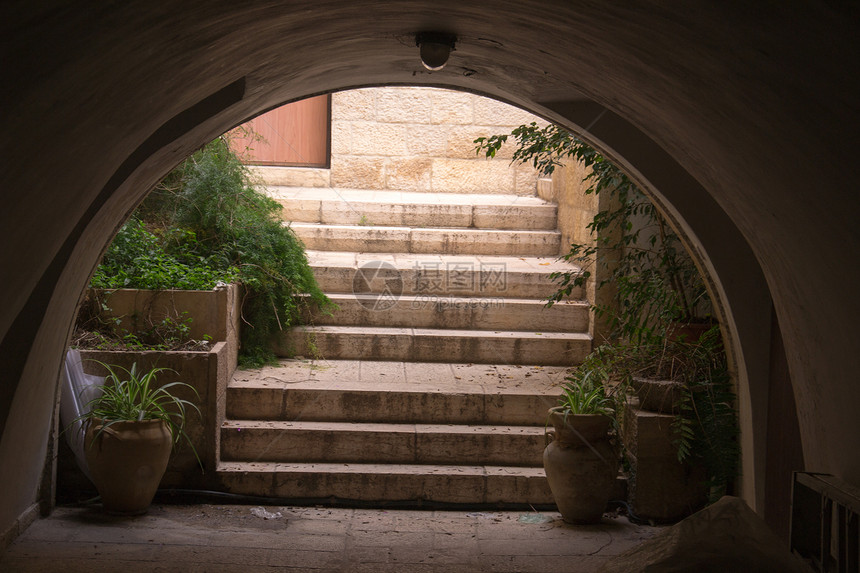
[{"left": 2, "top": 1, "right": 858, "bottom": 541}]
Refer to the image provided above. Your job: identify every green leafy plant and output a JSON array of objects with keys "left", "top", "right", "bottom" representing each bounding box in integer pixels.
[
  {"left": 665, "top": 328, "right": 739, "bottom": 497},
  {"left": 475, "top": 123, "right": 711, "bottom": 343},
  {"left": 476, "top": 124, "right": 737, "bottom": 498},
  {"left": 557, "top": 370, "right": 615, "bottom": 417},
  {"left": 90, "top": 218, "right": 238, "bottom": 291},
  {"left": 567, "top": 327, "right": 739, "bottom": 499},
  {"left": 85, "top": 135, "right": 332, "bottom": 366},
  {"left": 78, "top": 361, "right": 202, "bottom": 463},
  {"left": 116, "top": 313, "right": 195, "bottom": 351},
  {"left": 551, "top": 347, "right": 623, "bottom": 442},
  {"left": 560, "top": 382, "right": 614, "bottom": 416}
]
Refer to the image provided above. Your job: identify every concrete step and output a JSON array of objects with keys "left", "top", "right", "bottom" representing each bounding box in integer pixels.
[
  {"left": 215, "top": 461, "right": 555, "bottom": 505},
  {"left": 220, "top": 420, "right": 545, "bottom": 466},
  {"left": 276, "top": 326, "right": 592, "bottom": 365},
  {"left": 305, "top": 293, "right": 589, "bottom": 332},
  {"left": 307, "top": 251, "right": 584, "bottom": 300},
  {"left": 226, "top": 360, "right": 565, "bottom": 425},
  {"left": 290, "top": 223, "right": 561, "bottom": 257},
  {"left": 268, "top": 187, "right": 558, "bottom": 230},
  {"left": 218, "top": 362, "right": 630, "bottom": 507}
]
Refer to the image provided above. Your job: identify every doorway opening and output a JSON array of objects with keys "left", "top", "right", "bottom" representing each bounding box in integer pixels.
[{"left": 59, "top": 87, "right": 738, "bottom": 528}]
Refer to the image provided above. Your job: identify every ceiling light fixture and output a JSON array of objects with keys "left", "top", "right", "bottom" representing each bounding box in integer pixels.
[{"left": 416, "top": 32, "right": 457, "bottom": 71}]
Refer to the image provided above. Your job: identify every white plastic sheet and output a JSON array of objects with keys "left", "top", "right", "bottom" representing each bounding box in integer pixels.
[{"left": 59, "top": 349, "right": 104, "bottom": 482}]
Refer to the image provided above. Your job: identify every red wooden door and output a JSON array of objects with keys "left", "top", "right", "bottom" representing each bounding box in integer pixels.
[{"left": 230, "top": 95, "right": 330, "bottom": 167}]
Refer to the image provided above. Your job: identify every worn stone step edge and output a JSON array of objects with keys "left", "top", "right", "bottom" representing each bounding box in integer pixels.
[
  {"left": 278, "top": 326, "right": 592, "bottom": 366},
  {"left": 304, "top": 293, "right": 589, "bottom": 333},
  {"left": 308, "top": 254, "right": 584, "bottom": 299},
  {"left": 289, "top": 223, "right": 561, "bottom": 257},
  {"left": 225, "top": 384, "right": 557, "bottom": 426},
  {"left": 228, "top": 359, "right": 566, "bottom": 393},
  {"left": 310, "top": 270, "right": 575, "bottom": 300},
  {"left": 215, "top": 461, "right": 555, "bottom": 505},
  {"left": 220, "top": 420, "right": 546, "bottom": 466},
  {"left": 267, "top": 186, "right": 554, "bottom": 205},
  {"left": 306, "top": 251, "right": 578, "bottom": 273},
  {"left": 275, "top": 196, "right": 558, "bottom": 230}
]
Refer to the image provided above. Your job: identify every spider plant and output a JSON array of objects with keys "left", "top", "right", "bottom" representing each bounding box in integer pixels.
[
  {"left": 557, "top": 369, "right": 615, "bottom": 417},
  {"left": 78, "top": 361, "right": 201, "bottom": 461}
]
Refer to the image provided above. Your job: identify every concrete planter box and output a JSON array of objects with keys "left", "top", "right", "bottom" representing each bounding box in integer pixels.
[
  {"left": 88, "top": 284, "right": 241, "bottom": 370},
  {"left": 78, "top": 345, "right": 231, "bottom": 487},
  {"left": 58, "top": 285, "right": 241, "bottom": 497},
  {"left": 631, "top": 376, "right": 684, "bottom": 414}
]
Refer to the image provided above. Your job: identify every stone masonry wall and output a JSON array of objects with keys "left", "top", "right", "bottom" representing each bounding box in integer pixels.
[
  {"left": 255, "top": 87, "right": 546, "bottom": 195},
  {"left": 545, "top": 160, "right": 619, "bottom": 343}
]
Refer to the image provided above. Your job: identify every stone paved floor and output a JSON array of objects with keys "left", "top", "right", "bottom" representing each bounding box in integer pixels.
[{"left": 1, "top": 504, "right": 659, "bottom": 572}]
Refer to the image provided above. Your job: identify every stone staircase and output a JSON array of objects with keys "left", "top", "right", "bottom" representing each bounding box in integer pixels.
[{"left": 216, "top": 187, "right": 593, "bottom": 506}]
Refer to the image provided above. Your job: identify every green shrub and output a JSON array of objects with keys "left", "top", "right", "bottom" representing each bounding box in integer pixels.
[
  {"left": 89, "top": 136, "right": 330, "bottom": 366},
  {"left": 90, "top": 219, "right": 238, "bottom": 290},
  {"left": 573, "top": 328, "right": 738, "bottom": 499}
]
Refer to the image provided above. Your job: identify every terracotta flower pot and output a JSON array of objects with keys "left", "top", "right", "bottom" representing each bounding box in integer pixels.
[
  {"left": 84, "top": 418, "right": 172, "bottom": 514},
  {"left": 543, "top": 407, "right": 618, "bottom": 524},
  {"left": 631, "top": 376, "right": 683, "bottom": 414}
]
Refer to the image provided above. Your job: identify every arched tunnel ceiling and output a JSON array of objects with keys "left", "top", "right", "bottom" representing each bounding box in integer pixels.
[
  {"left": 1, "top": 0, "right": 859, "bottom": 527},
  {"left": 3, "top": 1, "right": 856, "bottom": 301}
]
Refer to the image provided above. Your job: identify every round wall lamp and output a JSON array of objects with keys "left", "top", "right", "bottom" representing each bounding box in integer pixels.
[{"left": 416, "top": 32, "right": 457, "bottom": 71}]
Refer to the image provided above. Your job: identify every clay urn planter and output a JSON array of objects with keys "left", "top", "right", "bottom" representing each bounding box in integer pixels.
[
  {"left": 85, "top": 418, "right": 173, "bottom": 514},
  {"left": 77, "top": 361, "right": 200, "bottom": 515},
  {"left": 543, "top": 406, "right": 618, "bottom": 524}
]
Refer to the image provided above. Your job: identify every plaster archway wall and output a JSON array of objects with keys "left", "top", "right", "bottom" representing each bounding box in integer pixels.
[{"left": 1, "top": 1, "right": 858, "bottom": 538}]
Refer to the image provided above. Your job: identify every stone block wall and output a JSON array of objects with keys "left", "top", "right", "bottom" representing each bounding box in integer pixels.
[
  {"left": 255, "top": 87, "right": 546, "bottom": 195},
  {"left": 544, "top": 159, "right": 620, "bottom": 342},
  {"left": 622, "top": 401, "right": 709, "bottom": 522}
]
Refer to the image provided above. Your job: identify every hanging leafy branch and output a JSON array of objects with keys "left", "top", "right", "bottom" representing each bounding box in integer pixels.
[
  {"left": 475, "top": 123, "right": 738, "bottom": 499},
  {"left": 475, "top": 122, "right": 711, "bottom": 343}
]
